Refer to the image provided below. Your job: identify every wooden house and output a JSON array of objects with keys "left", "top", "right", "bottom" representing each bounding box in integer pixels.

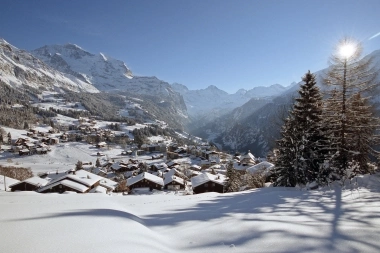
[
  {"left": 9, "top": 177, "right": 49, "bottom": 191},
  {"left": 19, "top": 148, "right": 30, "bottom": 156},
  {"left": 38, "top": 170, "right": 117, "bottom": 194},
  {"left": 127, "top": 172, "right": 164, "bottom": 191},
  {"left": 191, "top": 172, "right": 226, "bottom": 194},
  {"left": 163, "top": 169, "right": 187, "bottom": 190},
  {"left": 239, "top": 150, "right": 256, "bottom": 166}
]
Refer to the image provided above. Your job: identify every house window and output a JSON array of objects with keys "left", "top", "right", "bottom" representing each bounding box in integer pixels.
[
  {"left": 212, "top": 183, "right": 215, "bottom": 187},
  {"left": 204, "top": 183, "right": 208, "bottom": 187}
]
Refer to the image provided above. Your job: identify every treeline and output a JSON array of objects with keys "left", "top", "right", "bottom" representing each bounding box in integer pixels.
[
  {"left": 118, "top": 92, "right": 188, "bottom": 130},
  {"left": 0, "top": 165, "right": 33, "bottom": 181},
  {"left": 62, "top": 92, "right": 129, "bottom": 121},
  {"left": 132, "top": 125, "right": 176, "bottom": 146}
]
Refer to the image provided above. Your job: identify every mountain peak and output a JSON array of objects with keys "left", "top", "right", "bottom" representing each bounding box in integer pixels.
[{"left": 63, "top": 43, "right": 83, "bottom": 50}]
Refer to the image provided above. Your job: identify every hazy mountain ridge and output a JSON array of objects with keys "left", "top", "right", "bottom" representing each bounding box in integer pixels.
[{"left": 171, "top": 82, "right": 290, "bottom": 129}]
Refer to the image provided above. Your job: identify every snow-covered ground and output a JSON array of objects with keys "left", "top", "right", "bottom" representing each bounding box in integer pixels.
[{"left": 1, "top": 174, "right": 380, "bottom": 253}]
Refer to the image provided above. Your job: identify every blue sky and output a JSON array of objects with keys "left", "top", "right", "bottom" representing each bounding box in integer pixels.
[{"left": 1, "top": 0, "right": 380, "bottom": 93}]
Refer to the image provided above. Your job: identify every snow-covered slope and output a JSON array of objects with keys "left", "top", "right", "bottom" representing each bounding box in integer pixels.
[
  {"left": 0, "top": 39, "right": 99, "bottom": 93},
  {"left": 1, "top": 173, "right": 380, "bottom": 253}
]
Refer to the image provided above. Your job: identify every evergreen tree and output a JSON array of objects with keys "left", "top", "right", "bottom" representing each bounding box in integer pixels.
[
  {"left": 275, "top": 71, "right": 326, "bottom": 187},
  {"left": 347, "top": 93, "right": 377, "bottom": 174},
  {"left": 323, "top": 37, "right": 379, "bottom": 179},
  {"left": 292, "top": 71, "right": 326, "bottom": 184},
  {"left": 95, "top": 158, "right": 101, "bottom": 167},
  {"left": 274, "top": 116, "right": 299, "bottom": 187},
  {"left": 7, "top": 132, "right": 11, "bottom": 145},
  {"left": 224, "top": 161, "right": 240, "bottom": 192},
  {"left": 75, "top": 161, "right": 83, "bottom": 171}
]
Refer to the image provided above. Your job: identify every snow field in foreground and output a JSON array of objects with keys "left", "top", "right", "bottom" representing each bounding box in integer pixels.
[{"left": 1, "top": 174, "right": 380, "bottom": 253}]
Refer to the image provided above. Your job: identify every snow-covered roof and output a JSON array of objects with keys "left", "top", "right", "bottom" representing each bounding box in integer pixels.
[
  {"left": 191, "top": 172, "right": 225, "bottom": 188},
  {"left": 127, "top": 172, "right": 164, "bottom": 186},
  {"left": 38, "top": 179, "right": 89, "bottom": 193},
  {"left": 240, "top": 151, "right": 255, "bottom": 161},
  {"left": 42, "top": 170, "right": 104, "bottom": 188},
  {"left": 246, "top": 161, "right": 275, "bottom": 175},
  {"left": 9, "top": 176, "right": 49, "bottom": 188},
  {"left": 98, "top": 177, "right": 118, "bottom": 190},
  {"left": 89, "top": 185, "right": 108, "bottom": 193},
  {"left": 164, "top": 174, "right": 185, "bottom": 186},
  {"left": 163, "top": 168, "right": 186, "bottom": 185},
  {"left": 0, "top": 176, "right": 20, "bottom": 191}
]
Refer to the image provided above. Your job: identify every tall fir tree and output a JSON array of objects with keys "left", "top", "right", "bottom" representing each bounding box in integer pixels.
[
  {"left": 275, "top": 71, "right": 326, "bottom": 187},
  {"left": 323, "top": 37, "right": 379, "bottom": 179}
]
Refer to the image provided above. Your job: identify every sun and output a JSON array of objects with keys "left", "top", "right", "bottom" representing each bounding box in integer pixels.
[{"left": 338, "top": 41, "right": 357, "bottom": 59}]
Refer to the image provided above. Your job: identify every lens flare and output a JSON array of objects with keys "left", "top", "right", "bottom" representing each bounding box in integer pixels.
[{"left": 338, "top": 42, "right": 356, "bottom": 59}]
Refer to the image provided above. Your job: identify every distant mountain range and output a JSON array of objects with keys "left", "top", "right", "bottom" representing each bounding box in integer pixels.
[{"left": 171, "top": 81, "right": 293, "bottom": 120}]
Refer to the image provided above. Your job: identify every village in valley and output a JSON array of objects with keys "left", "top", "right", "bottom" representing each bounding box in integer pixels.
[{"left": 0, "top": 96, "right": 273, "bottom": 196}]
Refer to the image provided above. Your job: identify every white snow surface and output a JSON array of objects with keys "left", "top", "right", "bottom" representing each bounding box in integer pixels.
[{"left": 1, "top": 173, "right": 380, "bottom": 252}]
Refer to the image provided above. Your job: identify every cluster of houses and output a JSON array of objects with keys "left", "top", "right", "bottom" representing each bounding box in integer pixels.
[
  {"left": 9, "top": 130, "right": 59, "bottom": 156},
  {"left": 4, "top": 148, "right": 274, "bottom": 194}
]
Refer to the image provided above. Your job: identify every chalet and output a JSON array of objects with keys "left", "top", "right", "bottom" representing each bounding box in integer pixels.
[
  {"left": 96, "top": 142, "right": 107, "bottom": 148},
  {"left": 167, "top": 143, "right": 179, "bottom": 152},
  {"left": 191, "top": 172, "right": 226, "bottom": 194},
  {"left": 19, "top": 148, "right": 30, "bottom": 156},
  {"left": 127, "top": 172, "right": 164, "bottom": 191},
  {"left": 135, "top": 150, "right": 145, "bottom": 156},
  {"left": 166, "top": 161, "right": 180, "bottom": 168},
  {"left": 38, "top": 170, "right": 117, "bottom": 194},
  {"left": 205, "top": 151, "right": 220, "bottom": 163},
  {"left": 9, "top": 177, "right": 49, "bottom": 191},
  {"left": 150, "top": 162, "right": 168, "bottom": 172},
  {"left": 151, "top": 153, "right": 164, "bottom": 160},
  {"left": 110, "top": 162, "right": 129, "bottom": 173},
  {"left": 163, "top": 169, "right": 187, "bottom": 190},
  {"left": 167, "top": 151, "right": 179, "bottom": 160},
  {"left": 121, "top": 150, "right": 133, "bottom": 156},
  {"left": 14, "top": 137, "right": 29, "bottom": 146},
  {"left": 239, "top": 150, "right": 256, "bottom": 166}
]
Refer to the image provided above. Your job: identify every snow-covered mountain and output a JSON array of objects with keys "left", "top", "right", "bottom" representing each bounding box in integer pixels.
[
  {"left": 0, "top": 39, "right": 99, "bottom": 93},
  {"left": 171, "top": 82, "right": 290, "bottom": 126},
  {"left": 32, "top": 44, "right": 178, "bottom": 98},
  {"left": 31, "top": 43, "right": 188, "bottom": 128}
]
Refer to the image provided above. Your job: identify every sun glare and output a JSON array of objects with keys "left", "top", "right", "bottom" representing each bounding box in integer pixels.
[{"left": 338, "top": 42, "right": 357, "bottom": 59}]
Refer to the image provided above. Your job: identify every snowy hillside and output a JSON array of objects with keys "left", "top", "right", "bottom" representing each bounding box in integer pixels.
[
  {"left": 1, "top": 174, "right": 380, "bottom": 253},
  {"left": 0, "top": 39, "right": 99, "bottom": 93}
]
